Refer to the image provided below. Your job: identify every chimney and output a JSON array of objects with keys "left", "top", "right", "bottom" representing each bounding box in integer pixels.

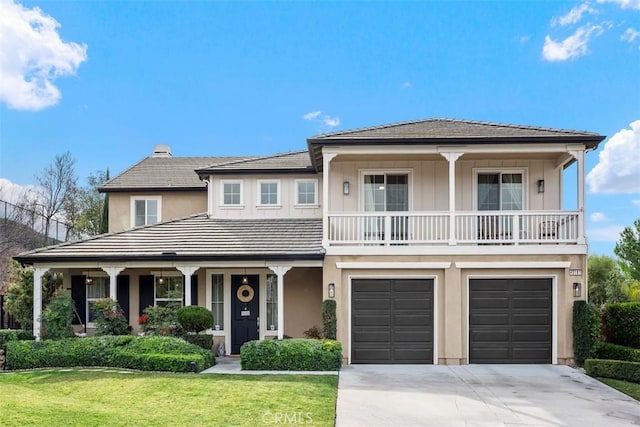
[{"left": 152, "top": 144, "right": 172, "bottom": 158}]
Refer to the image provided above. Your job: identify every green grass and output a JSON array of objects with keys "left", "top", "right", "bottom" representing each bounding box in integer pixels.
[
  {"left": 0, "top": 369, "right": 338, "bottom": 426},
  {"left": 598, "top": 377, "right": 640, "bottom": 401}
]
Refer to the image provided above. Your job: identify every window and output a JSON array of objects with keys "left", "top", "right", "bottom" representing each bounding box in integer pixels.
[
  {"left": 222, "top": 180, "right": 243, "bottom": 206},
  {"left": 211, "top": 274, "right": 224, "bottom": 330},
  {"left": 363, "top": 173, "right": 409, "bottom": 241},
  {"left": 87, "top": 277, "right": 109, "bottom": 324},
  {"left": 258, "top": 180, "right": 280, "bottom": 206},
  {"left": 296, "top": 180, "right": 317, "bottom": 205},
  {"left": 155, "top": 276, "right": 183, "bottom": 307},
  {"left": 131, "top": 197, "right": 161, "bottom": 227},
  {"left": 266, "top": 274, "right": 278, "bottom": 331},
  {"left": 477, "top": 172, "right": 523, "bottom": 211}
]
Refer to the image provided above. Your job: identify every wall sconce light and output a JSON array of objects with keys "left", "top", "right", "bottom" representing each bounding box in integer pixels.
[
  {"left": 328, "top": 283, "right": 335, "bottom": 298},
  {"left": 537, "top": 179, "right": 545, "bottom": 194},
  {"left": 242, "top": 269, "right": 249, "bottom": 285},
  {"left": 573, "top": 282, "right": 582, "bottom": 298},
  {"left": 343, "top": 181, "right": 350, "bottom": 195}
]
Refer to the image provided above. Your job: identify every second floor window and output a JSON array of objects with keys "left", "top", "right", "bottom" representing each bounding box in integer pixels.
[
  {"left": 222, "top": 181, "right": 242, "bottom": 206},
  {"left": 132, "top": 197, "right": 160, "bottom": 227},
  {"left": 363, "top": 174, "right": 408, "bottom": 212},
  {"left": 478, "top": 172, "right": 523, "bottom": 211},
  {"left": 296, "top": 180, "right": 317, "bottom": 205},
  {"left": 259, "top": 180, "right": 280, "bottom": 206}
]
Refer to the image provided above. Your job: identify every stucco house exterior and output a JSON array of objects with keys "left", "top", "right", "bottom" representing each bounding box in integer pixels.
[{"left": 15, "top": 118, "right": 605, "bottom": 365}]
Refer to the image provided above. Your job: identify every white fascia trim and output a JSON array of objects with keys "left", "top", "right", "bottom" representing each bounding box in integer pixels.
[
  {"left": 326, "top": 245, "right": 588, "bottom": 256},
  {"left": 336, "top": 262, "right": 451, "bottom": 270},
  {"left": 323, "top": 143, "right": 584, "bottom": 157},
  {"left": 455, "top": 261, "right": 571, "bottom": 269}
]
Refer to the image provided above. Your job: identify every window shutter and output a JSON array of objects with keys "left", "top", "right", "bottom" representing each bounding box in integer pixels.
[
  {"left": 139, "top": 275, "right": 154, "bottom": 316},
  {"left": 191, "top": 275, "right": 198, "bottom": 306},
  {"left": 71, "top": 275, "right": 86, "bottom": 325},
  {"left": 117, "top": 275, "right": 130, "bottom": 322}
]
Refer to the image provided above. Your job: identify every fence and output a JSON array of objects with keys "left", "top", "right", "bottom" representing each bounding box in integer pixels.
[{"left": 0, "top": 199, "right": 72, "bottom": 246}]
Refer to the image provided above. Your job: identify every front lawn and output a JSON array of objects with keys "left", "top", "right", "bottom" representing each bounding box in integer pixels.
[
  {"left": 0, "top": 369, "right": 338, "bottom": 426},
  {"left": 597, "top": 377, "right": 640, "bottom": 401}
]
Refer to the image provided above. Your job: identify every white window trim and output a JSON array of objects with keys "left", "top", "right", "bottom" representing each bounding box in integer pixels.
[
  {"left": 257, "top": 179, "right": 281, "bottom": 207},
  {"left": 358, "top": 169, "right": 414, "bottom": 211},
  {"left": 154, "top": 275, "right": 184, "bottom": 307},
  {"left": 86, "top": 274, "right": 109, "bottom": 327},
  {"left": 294, "top": 179, "right": 319, "bottom": 207},
  {"left": 220, "top": 179, "right": 244, "bottom": 207},
  {"left": 472, "top": 168, "right": 528, "bottom": 211},
  {"left": 130, "top": 196, "right": 162, "bottom": 228},
  {"left": 210, "top": 273, "right": 225, "bottom": 331}
]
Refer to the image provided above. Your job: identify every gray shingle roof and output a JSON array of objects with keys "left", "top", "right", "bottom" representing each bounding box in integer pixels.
[
  {"left": 14, "top": 214, "right": 324, "bottom": 263},
  {"left": 196, "top": 151, "right": 313, "bottom": 175},
  {"left": 100, "top": 156, "right": 251, "bottom": 192}
]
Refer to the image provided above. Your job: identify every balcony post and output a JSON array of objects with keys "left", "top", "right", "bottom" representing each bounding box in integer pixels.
[
  {"left": 322, "top": 152, "right": 337, "bottom": 248},
  {"left": 570, "top": 148, "right": 587, "bottom": 245},
  {"left": 440, "top": 152, "right": 463, "bottom": 245}
]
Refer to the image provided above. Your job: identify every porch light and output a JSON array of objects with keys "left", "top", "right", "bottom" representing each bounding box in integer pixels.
[
  {"left": 328, "top": 283, "right": 335, "bottom": 299},
  {"left": 158, "top": 273, "right": 164, "bottom": 285},
  {"left": 573, "top": 282, "right": 582, "bottom": 298},
  {"left": 242, "top": 270, "right": 249, "bottom": 285},
  {"left": 537, "top": 179, "right": 545, "bottom": 193},
  {"left": 343, "top": 181, "right": 350, "bottom": 195},
  {"left": 85, "top": 274, "right": 93, "bottom": 286}
]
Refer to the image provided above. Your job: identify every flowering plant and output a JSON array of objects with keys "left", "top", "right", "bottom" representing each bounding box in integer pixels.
[{"left": 138, "top": 314, "right": 149, "bottom": 325}]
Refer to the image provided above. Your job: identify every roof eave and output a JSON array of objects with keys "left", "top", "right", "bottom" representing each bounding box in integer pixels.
[{"left": 99, "top": 186, "right": 207, "bottom": 193}]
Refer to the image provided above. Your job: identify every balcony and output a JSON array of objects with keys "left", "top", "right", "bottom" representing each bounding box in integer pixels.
[{"left": 327, "top": 211, "right": 580, "bottom": 247}]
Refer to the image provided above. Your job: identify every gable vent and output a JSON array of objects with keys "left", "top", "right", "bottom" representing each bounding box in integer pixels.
[{"left": 152, "top": 144, "right": 172, "bottom": 158}]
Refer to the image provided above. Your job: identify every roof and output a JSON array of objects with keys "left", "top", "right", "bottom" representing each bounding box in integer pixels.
[
  {"left": 195, "top": 151, "right": 314, "bottom": 175},
  {"left": 100, "top": 156, "right": 251, "bottom": 192},
  {"left": 14, "top": 214, "right": 324, "bottom": 264},
  {"left": 307, "top": 118, "right": 605, "bottom": 170}
]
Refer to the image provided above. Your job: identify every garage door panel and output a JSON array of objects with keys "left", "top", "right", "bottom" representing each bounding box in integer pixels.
[
  {"left": 470, "top": 278, "right": 552, "bottom": 364},
  {"left": 352, "top": 278, "right": 433, "bottom": 364}
]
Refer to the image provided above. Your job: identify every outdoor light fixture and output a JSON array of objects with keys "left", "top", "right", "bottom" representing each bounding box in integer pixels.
[
  {"left": 328, "top": 283, "right": 335, "bottom": 299},
  {"left": 537, "top": 179, "right": 545, "bottom": 193},
  {"left": 573, "top": 282, "right": 582, "bottom": 298},
  {"left": 158, "top": 273, "right": 164, "bottom": 285},
  {"left": 242, "top": 269, "right": 249, "bottom": 285},
  {"left": 343, "top": 181, "right": 350, "bottom": 195},
  {"left": 85, "top": 274, "right": 93, "bottom": 286}
]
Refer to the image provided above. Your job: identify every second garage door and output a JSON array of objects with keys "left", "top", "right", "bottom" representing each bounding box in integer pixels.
[
  {"left": 469, "top": 278, "right": 552, "bottom": 364},
  {"left": 352, "top": 278, "right": 434, "bottom": 364}
]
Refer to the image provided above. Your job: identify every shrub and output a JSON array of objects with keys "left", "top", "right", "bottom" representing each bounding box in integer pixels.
[
  {"left": 322, "top": 299, "right": 337, "bottom": 340},
  {"left": 303, "top": 325, "right": 323, "bottom": 339},
  {"left": 595, "top": 342, "right": 640, "bottom": 363},
  {"left": 0, "top": 329, "right": 34, "bottom": 351},
  {"left": 572, "top": 300, "right": 600, "bottom": 366},
  {"left": 183, "top": 334, "right": 213, "bottom": 350},
  {"left": 41, "top": 290, "right": 75, "bottom": 340},
  {"left": 240, "top": 338, "right": 342, "bottom": 371},
  {"left": 5, "top": 335, "right": 214, "bottom": 372},
  {"left": 140, "top": 305, "right": 184, "bottom": 337},
  {"left": 93, "top": 298, "right": 130, "bottom": 336},
  {"left": 602, "top": 302, "right": 640, "bottom": 348},
  {"left": 176, "top": 306, "right": 214, "bottom": 333},
  {"left": 585, "top": 359, "right": 640, "bottom": 383}
]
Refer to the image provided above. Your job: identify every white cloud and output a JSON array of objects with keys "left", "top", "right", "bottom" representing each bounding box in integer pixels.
[
  {"left": 590, "top": 212, "right": 607, "bottom": 222},
  {"left": 621, "top": 27, "right": 640, "bottom": 43},
  {"left": 401, "top": 81, "right": 412, "bottom": 89},
  {"left": 519, "top": 35, "right": 532, "bottom": 44},
  {"left": 632, "top": 199, "right": 640, "bottom": 206},
  {"left": 302, "top": 111, "right": 322, "bottom": 120},
  {"left": 542, "top": 24, "right": 604, "bottom": 61},
  {"left": 0, "top": 178, "right": 40, "bottom": 205},
  {"left": 588, "top": 225, "right": 626, "bottom": 241},
  {"left": 323, "top": 116, "right": 340, "bottom": 128},
  {"left": 552, "top": 3, "right": 596, "bottom": 26},
  {"left": 0, "top": 0, "right": 88, "bottom": 111},
  {"left": 597, "top": 0, "right": 640, "bottom": 10},
  {"left": 586, "top": 120, "right": 640, "bottom": 193}
]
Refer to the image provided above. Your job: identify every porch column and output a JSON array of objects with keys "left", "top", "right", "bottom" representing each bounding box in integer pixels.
[
  {"left": 267, "top": 265, "right": 292, "bottom": 340},
  {"left": 576, "top": 148, "right": 586, "bottom": 245},
  {"left": 322, "top": 152, "right": 337, "bottom": 249},
  {"left": 177, "top": 266, "right": 199, "bottom": 306},
  {"left": 440, "top": 152, "right": 463, "bottom": 245},
  {"left": 33, "top": 266, "right": 49, "bottom": 341},
  {"left": 101, "top": 266, "right": 125, "bottom": 300}
]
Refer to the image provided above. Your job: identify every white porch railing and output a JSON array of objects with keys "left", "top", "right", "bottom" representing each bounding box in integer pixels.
[{"left": 327, "top": 211, "right": 580, "bottom": 246}]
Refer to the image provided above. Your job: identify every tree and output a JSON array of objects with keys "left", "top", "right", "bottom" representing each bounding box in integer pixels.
[
  {"left": 615, "top": 219, "right": 640, "bottom": 281},
  {"left": 71, "top": 170, "right": 109, "bottom": 237},
  {"left": 100, "top": 169, "right": 110, "bottom": 234},
  {"left": 587, "top": 255, "right": 626, "bottom": 306},
  {"left": 34, "top": 151, "right": 77, "bottom": 241}
]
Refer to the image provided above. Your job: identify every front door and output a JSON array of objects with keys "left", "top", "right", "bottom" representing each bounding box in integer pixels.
[{"left": 231, "top": 274, "right": 259, "bottom": 354}]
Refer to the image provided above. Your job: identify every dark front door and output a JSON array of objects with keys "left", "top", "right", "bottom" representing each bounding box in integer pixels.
[{"left": 231, "top": 275, "right": 259, "bottom": 354}]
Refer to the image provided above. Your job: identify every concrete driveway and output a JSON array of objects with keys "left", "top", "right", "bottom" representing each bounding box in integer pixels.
[{"left": 336, "top": 364, "right": 640, "bottom": 426}]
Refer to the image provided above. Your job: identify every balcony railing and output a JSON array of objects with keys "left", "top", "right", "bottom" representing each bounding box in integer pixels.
[{"left": 327, "top": 211, "right": 580, "bottom": 246}]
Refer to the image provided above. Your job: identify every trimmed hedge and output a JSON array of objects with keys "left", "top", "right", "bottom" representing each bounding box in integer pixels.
[
  {"left": 176, "top": 306, "right": 214, "bottom": 333},
  {"left": 0, "top": 329, "right": 34, "bottom": 351},
  {"left": 595, "top": 342, "right": 640, "bottom": 363},
  {"left": 602, "top": 302, "right": 640, "bottom": 348},
  {"left": 240, "top": 338, "right": 342, "bottom": 371},
  {"left": 572, "top": 301, "right": 600, "bottom": 366},
  {"left": 5, "top": 335, "right": 214, "bottom": 372},
  {"left": 322, "top": 300, "right": 337, "bottom": 340},
  {"left": 585, "top": 359, "right": 640, "bottom": 383},
  {"left": 183, "top": 334, "right": 213, "bottom": 350}
]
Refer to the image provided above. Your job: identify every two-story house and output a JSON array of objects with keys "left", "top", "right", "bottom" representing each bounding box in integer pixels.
[{"left": 15, "top": 118, "right": 604, "bottom": 365}]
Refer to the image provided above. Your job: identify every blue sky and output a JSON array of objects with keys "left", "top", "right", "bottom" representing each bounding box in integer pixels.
[{"left": 0, "top": 0, "right": 638, "bottom": 256}]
